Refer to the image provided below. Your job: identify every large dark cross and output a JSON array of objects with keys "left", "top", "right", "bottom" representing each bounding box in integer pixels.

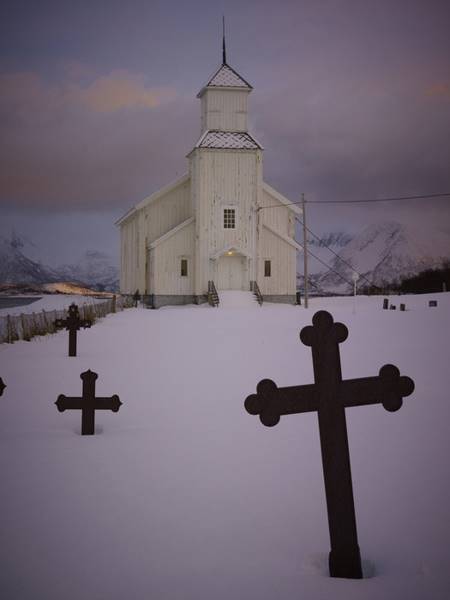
[
  {"left": 55, "top": 303, "right": 92, "bottom": 357},
  {"left": 55, "top": 369, "right": 122, "bottom": 435},
  {"left": 245, "top": 310, "right": 414, "bottom": 579},
  {"left": 0, "top": 377, "right": 5, "bottom": 396}
]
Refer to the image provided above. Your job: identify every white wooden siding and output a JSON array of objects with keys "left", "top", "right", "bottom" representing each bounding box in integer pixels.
[
  {"left": 260, "top": 188, "right": 296, "bottom": 237},
  {"left": 200, "top": 89, "right": 249, "bottom": 133},
  {"left": 191, "top": 148, "right": 261, "bottom": 294},
  {"left": 119, "top": 178, "right": 192, "bottom": 293},
  {"left": 151, "top": 221, "right": 195, "bottom": 294},
  {"left": 258, "top": 227, "right": 296, "bottom": 295}
]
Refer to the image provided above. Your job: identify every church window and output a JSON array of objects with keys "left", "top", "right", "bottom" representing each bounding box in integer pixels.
[
  {"left": 223, "top": 208, "right": 236, "bottom": 229},
  {"left": 180, "top": 258, "right": 188, "bottom": 277},
  {"left": 264, "top": 260, "right": 271, "bottom": 277}
]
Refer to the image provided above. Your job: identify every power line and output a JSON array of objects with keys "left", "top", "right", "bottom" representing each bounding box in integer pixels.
[
  {"left": 259, "top": 192, "right": 450, "bottom": 211},
  {"left": 299, "top": 243, "right": 355, "bottom": 288},
  {"left": 308, "top": 192, "right": 450, "bottom": 204},
  {"left": 295, "top": 216, "right": 383, "bottom": 291}
]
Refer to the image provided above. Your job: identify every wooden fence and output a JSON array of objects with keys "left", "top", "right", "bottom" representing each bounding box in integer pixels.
[{"left": 0, "top": 295, "right": 135, "bottom": 344}]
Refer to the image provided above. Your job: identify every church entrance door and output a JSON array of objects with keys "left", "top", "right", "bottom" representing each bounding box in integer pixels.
[{"left": 217, "top": 254, "right": 246, "bottom": 290}]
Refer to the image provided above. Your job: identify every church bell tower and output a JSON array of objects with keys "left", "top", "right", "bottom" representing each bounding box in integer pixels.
[{"left": 189, "top": 37, "right": 264, "bottom": 298}]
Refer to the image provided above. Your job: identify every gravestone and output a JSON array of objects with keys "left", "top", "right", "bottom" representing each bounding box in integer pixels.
[
  {"left": 0, "top": 377, "right": 5, "bottom": 396},
  {"left": 428, "top": 300, "right": 437, "bottom": 307},
  {"left": 55, "top": 369, "right": 122, "bottom": 435},
  {"left": 55, "top": 303, "right": 92, "bottom": 356},
  {"left": 245, "top": 310, "right": 414, "bottom": 579},
  {"left": 400, "top": 303, "right": 406, "bottom": 311},
  {"left": 133, "top": 290, "right": 140, "bottom": 308},
  {"left": 390, "top": 304, "right": 396, "bottom": 310},
  {"left": 383, "top": 298, "right": 389, "bottom": 310}
]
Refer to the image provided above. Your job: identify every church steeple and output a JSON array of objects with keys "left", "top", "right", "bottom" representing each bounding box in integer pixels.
[
  {"left": 196, "top": 34, "right": 253, "bottom": 134},
  {"left": 222, "top": 15, "right": 226, "bottom": 65}
]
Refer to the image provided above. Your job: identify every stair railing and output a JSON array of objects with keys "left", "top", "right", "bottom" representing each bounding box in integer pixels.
[
  {"left": 208, "top": 280, "right": 220, "bottom": 307},
  {"left": 251, "top": 280, "right": 263, "bottom": 306}
]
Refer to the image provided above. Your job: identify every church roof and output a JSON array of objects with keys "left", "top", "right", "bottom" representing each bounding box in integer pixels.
[
  {"left": 195, "top": 130, "right": 262, "bottom": 150},
  {"left": 197, "top": 63, "right": 252, "bottom": 97},
  {"left": 207, "top": 63, "right": 252, "bottom": 88}
]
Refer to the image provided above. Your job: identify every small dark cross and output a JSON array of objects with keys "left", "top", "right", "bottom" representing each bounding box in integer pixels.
[
  {"left": 55, "top": 369, "right": 122, "bottom": 435},
  {"left": 245, "top": 310, "right": 414, "bottom": 579},
  {"left": 55, "top": 303, "right": 92, "bottom": 356},
  {"left": 0, "top": 377, "right": 6, "bottom": 396}
]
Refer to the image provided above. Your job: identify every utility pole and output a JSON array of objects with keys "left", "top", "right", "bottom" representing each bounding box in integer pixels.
[{"left": 302, "top": 193, "right": 309, "bottom": 308}]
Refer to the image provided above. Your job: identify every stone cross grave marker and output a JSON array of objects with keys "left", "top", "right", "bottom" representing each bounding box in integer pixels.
[
  {"left": 55, "top": 303, "right": 92, "bottom": 357},
  {"left": 56, "top": 370, "right": 122, "bottom": 435},
  {"left": 245, "top": 310, "right": 414, "bottom": 579},
  {"left": 0, "top": 377, "right": 6, "bottom": 396}
]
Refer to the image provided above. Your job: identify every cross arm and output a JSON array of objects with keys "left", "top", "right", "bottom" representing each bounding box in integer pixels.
[
  {"left": 338, "top": 364, "right": 414, "bottom": 412},
  {"left": 93, "top": 395, "right": 122, "bottom": 412},
  {"left": 55, "top": 395, "right": 83, "bottom": 411},
  {"left": 245, "top": 379, "right": 318, "bottom": 427}
]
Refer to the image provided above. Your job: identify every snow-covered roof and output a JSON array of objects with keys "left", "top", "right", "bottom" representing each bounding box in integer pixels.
[
  {"left": 115, "top": 173, "right": 189, "bottom": 226},
  {"left": 197, "top": 63, "right": 252, "bottom": 97},
  {"left": 195, "top": 130, "right": 262, "bottom": 150},
  {"left": 149, "top": 217, "right": 195, "bottom": 249},
  {"left": 262, "top": 181, "right": 303, "bottom": 216},
  {"left": 263, "top": 223, "right": 303, "bottom": 251},
  {"left": 207, "top": 63, "right": 252, "bottom": 88}
]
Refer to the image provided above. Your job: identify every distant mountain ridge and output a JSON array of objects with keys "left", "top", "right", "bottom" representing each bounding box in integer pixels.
[
  {"left": 0, "top": 235, "right": 119, "bottom": 292},
  {"left": 2, "top": 224, "right": 449, "bottom": 296},
  {"left": 0, "top": 235, "right": 60, "bottom": 285},
  {"left": 302, "top": 221, "right": 450, "bottom": 294},
  {"left": 57, "top": 250, "right": 119, "bottom": 292},
  {"left": 308, "top": 231, "right": 354, "bottom": 249}
]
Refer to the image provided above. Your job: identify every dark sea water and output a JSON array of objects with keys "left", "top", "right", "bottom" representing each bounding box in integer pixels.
[{"left": 0, "top": 297, "right": 42, "bottom": 309}]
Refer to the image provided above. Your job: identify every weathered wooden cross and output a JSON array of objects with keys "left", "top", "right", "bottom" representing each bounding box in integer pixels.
[
  {"left": 55, "top": 369, "right": 122, "bottom": 435},
  {"left": 55, "top": 303, "right": 92, "bottom": 357},
  {"left": 0, "top": 377, "right": 6, "bottom": 396},
  {"left": 245, "top": 310, "right": 414, "bottom": 579}
]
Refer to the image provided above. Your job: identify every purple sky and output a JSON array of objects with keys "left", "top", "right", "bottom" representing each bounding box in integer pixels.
[{"left": 1, "top": 0, "right": 449, "bottom": 266}]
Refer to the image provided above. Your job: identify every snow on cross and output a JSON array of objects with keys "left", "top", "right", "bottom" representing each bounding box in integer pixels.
[
  {"left": 245, "top": 310, "right": 415, "bottom": 579},
  {"left": 55, "top": 370, "right": 122, "bottom": 435}
]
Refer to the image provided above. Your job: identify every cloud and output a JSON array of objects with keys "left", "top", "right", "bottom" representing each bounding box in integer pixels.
[
  {"left": 0, "top": 69, "right": 176, "bottom": 114},
  {"left": 425, "top": 83, "right": 450, "bottom": 99},
  {"left": 71, "top": 71, "right": 176, "bottom": 113},
  {"left": 0, "top": 69, "right": 189, "bottom": 212}
]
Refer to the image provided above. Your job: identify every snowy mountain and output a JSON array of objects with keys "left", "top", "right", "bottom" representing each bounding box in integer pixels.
[
  {"left": 314, "top": 221, "right": 450, "bottom": 293},
  {"left": 308, "top": 231, "right": 354, "bottom": 249},
  {"left": 56, "top": 250, "right": 119, "bottom": 292},
  {"left": 0, "top": 234, "right": 60, "bottom": 284},
  {"left": 296, "top": 230, "right": 354, "bottom": 279},
  {"left": 0, "top": 235, "right": 119, "bottom": 292}
]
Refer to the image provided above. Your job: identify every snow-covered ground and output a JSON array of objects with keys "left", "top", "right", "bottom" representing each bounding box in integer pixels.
[
  {"left": 0, "top": 293, "right": 449, "bottom": 600},
  {"left": 0, "top": 294, "right": 106, "bottom": 316}
]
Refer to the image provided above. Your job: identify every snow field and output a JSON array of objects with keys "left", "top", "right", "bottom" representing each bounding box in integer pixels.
[{"left": 0, "top": 293, "right": 449, "bottom": 600}]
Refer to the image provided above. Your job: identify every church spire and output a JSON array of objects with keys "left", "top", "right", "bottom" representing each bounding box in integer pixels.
[{"left": 222, "top": 16, "right": 227, "bottom": 64}]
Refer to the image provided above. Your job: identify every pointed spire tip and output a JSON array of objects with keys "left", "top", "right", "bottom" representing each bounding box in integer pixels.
[{"left": 222, "top": 15, "right": 227, "bottom": 64}]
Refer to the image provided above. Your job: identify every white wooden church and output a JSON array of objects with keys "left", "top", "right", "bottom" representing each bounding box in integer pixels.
[{"left": 117, "top": 44, "right": 302, "bottom": 307}]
